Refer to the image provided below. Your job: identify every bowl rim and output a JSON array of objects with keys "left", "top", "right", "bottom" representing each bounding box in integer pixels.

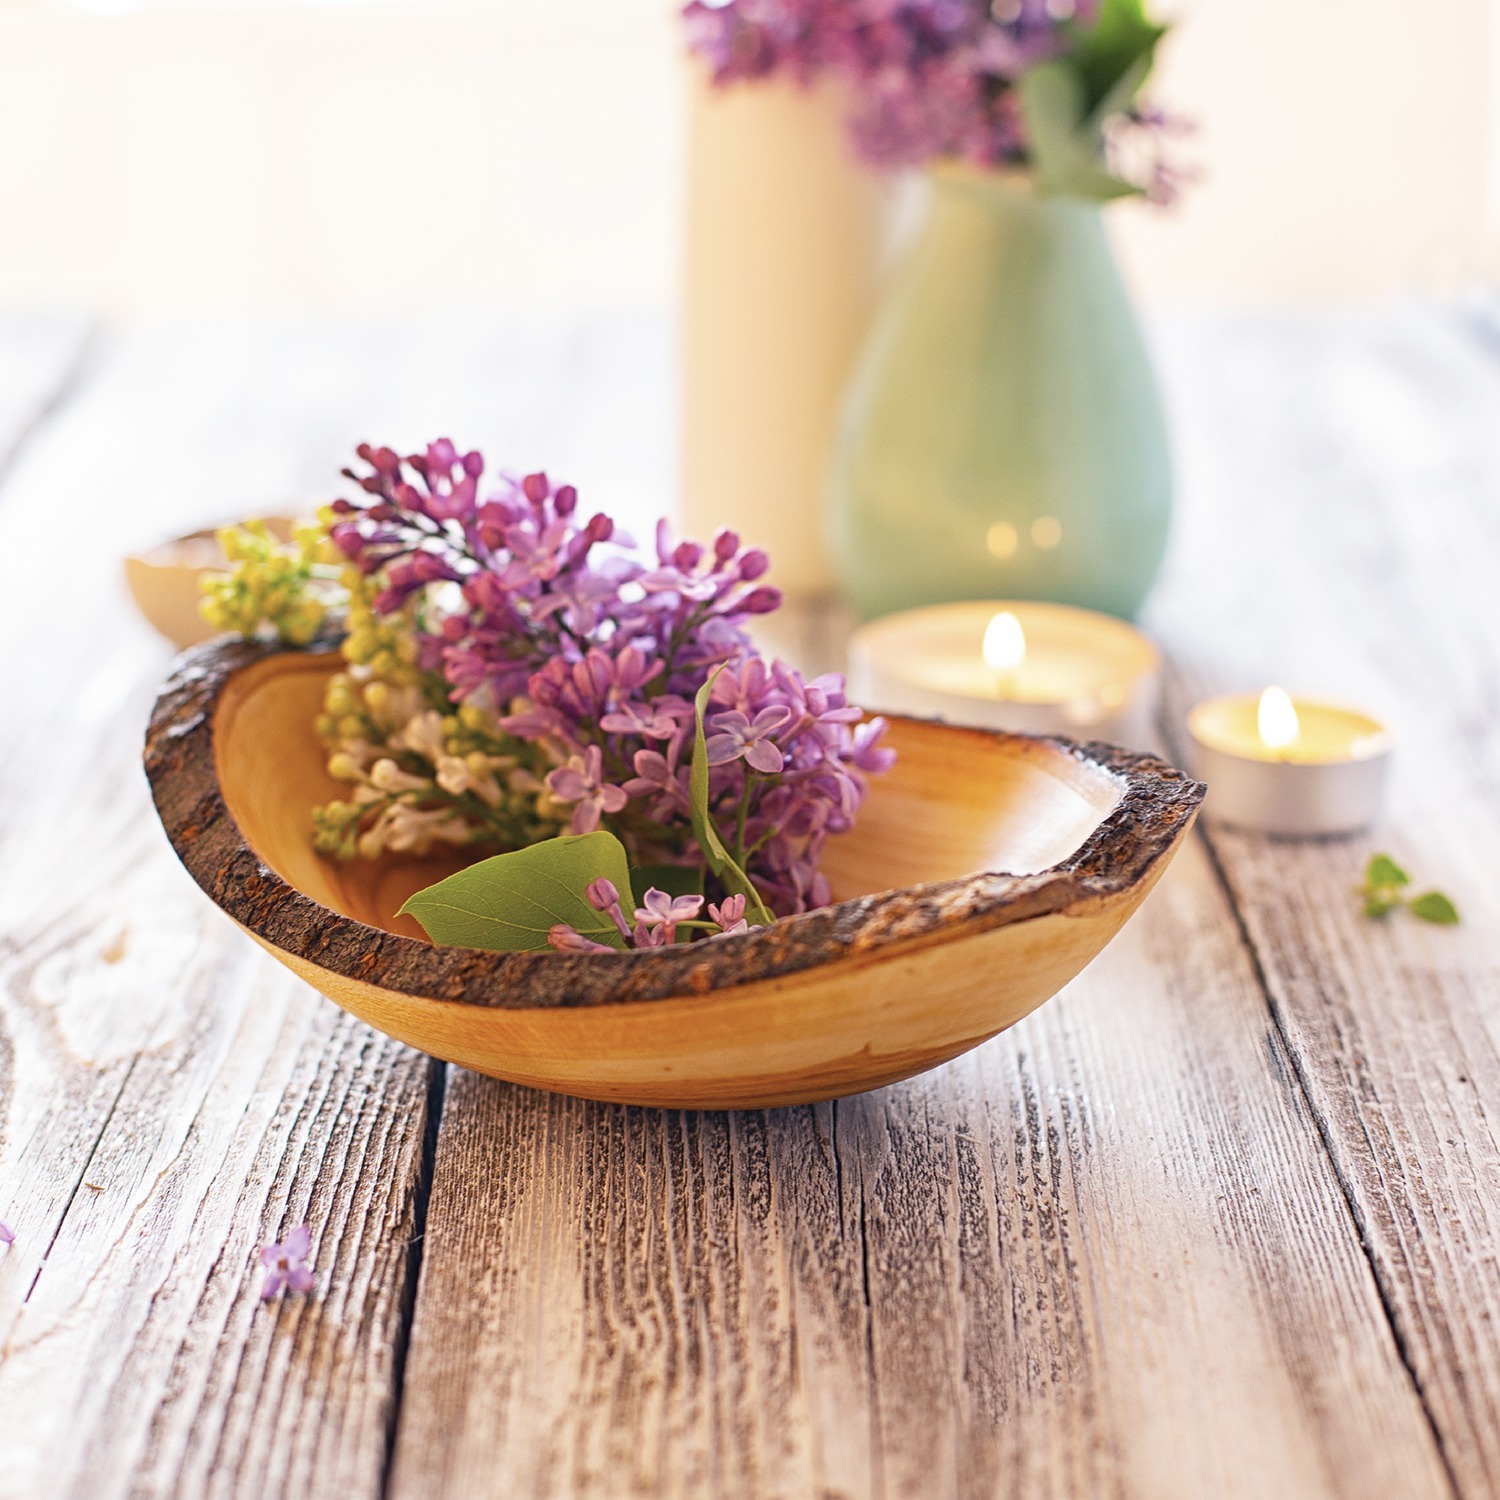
[{"left": 144, "top": 637, "right": 1205, "bottom": 1012}]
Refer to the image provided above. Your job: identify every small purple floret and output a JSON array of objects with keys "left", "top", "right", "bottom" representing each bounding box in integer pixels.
[
  {"left": 549, "top": 924, "right": 616, "bottom": 953},
  {"left": 259, "top": 1224, "right": 315, "bottom": 1301}
]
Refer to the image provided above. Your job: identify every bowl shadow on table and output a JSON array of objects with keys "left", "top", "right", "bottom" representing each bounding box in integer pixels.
[{"left": 156, "top": 646, "right": 1202, "bottom": 1110}]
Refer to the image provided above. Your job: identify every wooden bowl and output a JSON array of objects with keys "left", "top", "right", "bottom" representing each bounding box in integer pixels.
[
  {"left": 125, "top": 518, "right": 296, "bottom": 650},
  {"left": 145, "top": 640, "right": 1204, "bottom": 1108}
]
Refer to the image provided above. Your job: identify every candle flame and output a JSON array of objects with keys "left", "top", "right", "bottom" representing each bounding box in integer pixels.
[
  {"left": 983, "top": 611, "right": 1026, "bottom": 673},
  {"left": 1258, "top": 685, "right": 1299, "bottom": 750}
]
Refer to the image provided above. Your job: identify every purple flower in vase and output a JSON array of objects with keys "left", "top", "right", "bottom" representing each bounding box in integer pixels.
[
  {"left": 681, "top": 0, "right": 1178, "bottom": 194},
  {"left": 259, "top": 1224, "right": 316, "bottom": 1300},
  {"left": 546, "top": 746, "right": 629, "bottom": 834}
]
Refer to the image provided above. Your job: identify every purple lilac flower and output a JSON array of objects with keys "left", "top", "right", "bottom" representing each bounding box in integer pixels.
[
  {"left": 549, "top": 924, "right": 616, "bottom": 953},
  {"left": 547, "top": 746, "right": 630, "bottom": 835},
  {"left": 707, "top": 894, "right": 752, "bottom": 937},
  {"left": 586, "top": 877, "right": 634, "bottom": 941},
  {"left": 705, "top": 706, "right": 791, "bottom": 773},
  {"left": 259, "top": 1225, "right": 315, "bottom": 1300},
  {"left": 550, "top": 888, "right": 762, "bottom": 951},
  {"left": 0, "top": 1219, "right": 14, "bottom": 1246},
  {"left": 635, "top": 888, "right": 706, "bottom": 946},
  {"left": 331, "top": 440, "right": 894, "bottom": 917}
]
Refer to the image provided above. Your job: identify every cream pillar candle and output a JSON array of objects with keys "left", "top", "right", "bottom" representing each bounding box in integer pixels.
[{"left": 681, "top": 71, "right": 888, "bottom": 599}]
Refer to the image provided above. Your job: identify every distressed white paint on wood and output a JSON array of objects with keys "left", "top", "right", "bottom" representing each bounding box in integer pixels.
[
  {"left": 390, "top": 832, "right": 1450, "bottom": 1500},
  {"left": 0, "top": 310, "right": 92, "bottom": 478},
  {"left": 1149, "top": 302, "right": 1500, "bottom": 1497},
  {"left": 5, "top": 304, "right": 1500, "bottom": 1499},
  {"left": 0, "top": 312, "right": 671, "bottom": 1498}
]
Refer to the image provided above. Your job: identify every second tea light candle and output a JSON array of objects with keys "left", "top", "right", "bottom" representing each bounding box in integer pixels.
[
  {"left": 1187, "top": 687, "right": 1392, "bottom": 835},
  {"left": 847, "top": 600, "right": 1161, "bottom": 745}
]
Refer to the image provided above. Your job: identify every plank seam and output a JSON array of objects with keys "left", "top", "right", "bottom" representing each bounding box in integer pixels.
[
  {"left": 1195, "top": 825, "right": 1465, "bottom": 1500},
  {"left": 833, "top": 1098, "right": 886, "bottom": 1500},
  {"left": 24, "top": 1053, "right": 142, "bottom": 1306},
  {"left": 378, "top": 1057, "right": 447, "bottom": 1500}
]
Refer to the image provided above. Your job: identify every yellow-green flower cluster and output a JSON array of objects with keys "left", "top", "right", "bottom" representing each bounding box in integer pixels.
[
  {"left": 199, "top": 521, "right": 329, "bottom": 645},
  {"left": 310, "top": 672, "right": 567, "bottom": 861},
  {"left": 325, "top": 529, "right": 417, "bottom": 685}
]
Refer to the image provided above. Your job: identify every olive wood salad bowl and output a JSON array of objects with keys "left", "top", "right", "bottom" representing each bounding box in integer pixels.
[{"left": 145, "top": 639, "right": 1204, "bottom": 1109}]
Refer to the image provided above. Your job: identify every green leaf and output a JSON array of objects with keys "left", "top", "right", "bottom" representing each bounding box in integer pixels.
[
  {"left": 1363, "top": 854, "right": 1411, "bottom": 892},
  {"left": 691, "top": 671, "right": 776, "bottom": 927},
  {"left": 397, "top": 831, "right": 633, "bottom": 952},
  {"left": 1362, "top": 896, "right": 1400, "bottom": 919},
  {"left": 1065, "top": 0, "right": 1167, "bottom": 119},
  {"left": 1018, "top": 63, "right": 1140, "bottom": 202},
  {"left": 1409, "top": 891, "right": 1461, "bottom": 926},
  {"left": 629, "top": 863, "right": 704, "bottom": 907}
]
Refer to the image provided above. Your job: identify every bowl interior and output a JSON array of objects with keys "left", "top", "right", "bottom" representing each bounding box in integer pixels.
[{"left": 214, "top": 655, "right": 1124, "bottom": 940}]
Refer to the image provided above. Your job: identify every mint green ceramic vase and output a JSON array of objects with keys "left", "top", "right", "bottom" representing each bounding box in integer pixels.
[{"left": 827, "top": 166, "right": 1171, "bottom": 621}]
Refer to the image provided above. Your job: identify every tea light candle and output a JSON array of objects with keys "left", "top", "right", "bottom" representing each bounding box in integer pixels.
[
  {"left": 1187, "top": 687, "right": 1392, "bottom": 835},
  {"left": 847, "top": 600, "right": 1160, "bottom": 744}
]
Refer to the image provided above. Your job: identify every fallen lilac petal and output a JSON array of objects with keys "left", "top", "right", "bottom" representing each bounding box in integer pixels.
[{"left": 258, "top": 1224, "right": 315, "bottom": 1301}]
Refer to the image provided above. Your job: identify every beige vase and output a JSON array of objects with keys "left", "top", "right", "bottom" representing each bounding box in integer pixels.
[{"left": 680, "top": 71, "right": 889, "bottom": 600}]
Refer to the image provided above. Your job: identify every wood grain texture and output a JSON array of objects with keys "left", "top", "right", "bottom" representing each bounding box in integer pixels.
[
  {"left": 0, "top": 311, "right": 674, "bottom": 1498},
  {"left": 389, "top": 840, "right": 1451, "bottom": 1498},
  {"left": 5, "top": 304, "right": 1499, "bottom": 1500},
  {"left": 1148, "top": 303, "right": 1500, "bottom": 1498}
]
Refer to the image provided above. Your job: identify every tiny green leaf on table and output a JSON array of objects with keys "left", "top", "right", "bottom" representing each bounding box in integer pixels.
[
  {"left": 1365, "top": 854, "right": 1411, "bottom": 891},
  {"left": 1357, "top": 853, "right": 1460, "bottom": 927},
  {"left": 1409, "top": 891, "right": 1461, "bottom": 926},
  {"left": 398, "top": 831, "right": 635, "bottom": 952}
]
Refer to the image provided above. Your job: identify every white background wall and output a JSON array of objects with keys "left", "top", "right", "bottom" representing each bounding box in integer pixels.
[
  {"left": 1112, "top": 0, "right": 1500, "bottom": 305},
  {"left": 0, "top": 0, "right": 1497, "bottom": 320},
  {"left": 0, "top": 0, "right": 686, "bottom": 320}
]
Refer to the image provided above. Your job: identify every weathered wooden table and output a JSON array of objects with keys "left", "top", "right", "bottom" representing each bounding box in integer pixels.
[{"left": 1, "top": 300, "right": 1497, "bottom": 1500}]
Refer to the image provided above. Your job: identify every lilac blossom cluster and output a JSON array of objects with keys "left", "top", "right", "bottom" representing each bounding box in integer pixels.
[
  {"left": 328, "top": 440, "right": 895, "bottom": 918},
  {"left": 550, "top": 881, "right": 752, "bottom": 952},
  {"left": 683, "top": 0, "right": 1187, "bottom": 203}
]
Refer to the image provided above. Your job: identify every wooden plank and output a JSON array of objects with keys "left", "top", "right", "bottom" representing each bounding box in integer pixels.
[
  {"left": 0, "top": 309, "right": 92, "bottom": 478},
  {"left": 0, "top": 311, "right": 670, "bottom": 1498},
  {"left": 1148, "top": 303, "right": 1500, "bottom": 1497},
  {"left": 390, "top": 842, "right": 1450, "bottom": 1496}
]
